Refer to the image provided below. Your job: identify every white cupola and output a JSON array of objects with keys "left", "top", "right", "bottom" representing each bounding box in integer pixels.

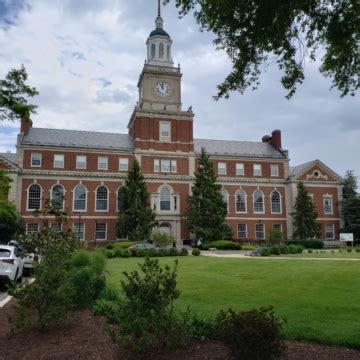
[{"left": 146, "top": 0, "right": 174, "bottom": 67}]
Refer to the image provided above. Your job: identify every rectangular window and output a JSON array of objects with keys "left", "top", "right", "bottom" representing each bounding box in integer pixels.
[
  {"left": 323, "top": 196, "right": 333, "bottom": 214},
  {"left": 218, "top": 163, "right": 227, "bottom": 175},
  {"left": 237, "top": 224, "right": 247, "bottom": 239},
  {"left": 255, "top": 223, "right": 265, "bottom": 240},
  {"left": 171, "top": 160, "right": 177, "bottom": 173},
  {"left": 31, "top": 153, "right": 42, "bottom": 167},
  {"left": 272, "top": 224, "right": 282, "bottom": 232},
  {"left": 51, "top": 223, "right": 62, "bottom": 233},
  {"left": 253, "top": 164, "right": 262, "bottom": 176},
  {"left": 26, "top": 223, "right": 39, "bottom": 234},
  {"left": 95, "top": 223, "right": 107, "bottom": 241},
  {"left": 236, "top": 163, "right": 244, "bottom": 176},
  {"left": 154, "top": 159, "right": 160, "bottom": 172},
  {"left": 98, "top": 156, "right": 108, "bottom": 170},
  {"left": 161, "top": 160, "right": 171, "bottom": 173},
  {"left": 160, "top": 122, "right": 171, "bottom": 141},
  {"left": 76, "top": 155, "right": 87, "bottom": 169},
  {"left": 271, "top": 164, "right": 279, "bottom": 177},
  {"left": 53, "top": 154, "right": 64, "bottom": 168},
  {"left": 325, "top": 224, "right": 335, "bottom": 240},
  {"left": 119, "top": 158, "right": 129, "bottom": 171},
  {"left": 74, "top": 223, "right": 85, "bottom": 241}
]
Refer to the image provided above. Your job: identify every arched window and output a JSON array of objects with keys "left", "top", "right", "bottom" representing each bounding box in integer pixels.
[
  {"left": 74, "top": 185, "right": 86, "bottom": 211},
  {"left": 96, "top": 186, "right": 108, "bottom": 211},
  {"left": 117, "top": 187, "right": 126, "bottom": 212},
  {"left": 167, "top": 45, "right": 170, "bottom": 60},
  {"left": 221, "top": 188, "right": 228, "bottom": 205},
  {"left": 253, "top": 190, "right": 264, "bottom": 213},
  {"left": 271, "top": 191, "right": 281, "bottom": 213},
  {"left": 159, "top": 43, "right": 164, "bottom": 58},
  {"left": 236, "top": 190, "right": 246, "bottom": 213},
  {"left": 160, "top": 187, "right": 171, "bottom": 211},
  {"left": 151, "top": 43, "right": 156, "bottom": 59},
  {"left": 28, "top": 184, "right": 41, "bottom": 210},
  {"left": 51, "top": 185, "right": 64, "bottom": 210}
]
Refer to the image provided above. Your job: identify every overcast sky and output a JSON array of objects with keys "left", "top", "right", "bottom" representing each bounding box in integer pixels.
[{"left": 0, "top": 0, "right": 359, "bottom": 180}]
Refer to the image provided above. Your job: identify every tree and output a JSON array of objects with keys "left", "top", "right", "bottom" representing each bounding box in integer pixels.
[
  {"left": 165, "top": 0, "right": 359, "bottom": 99},
  {"left": 342, "top": 170, "right": 360, "bottom": 239},
  {"left": 187, "top": 147, "right": 227, "bottom": 241},
  {"left": 0, "top": 169, "right": 12, "bottom": 202},
  {"left": 117, "top": 159, "right": 157, "bottom": 241},
  {"left": 0, "top": 65, "right": 38, "bottom": 122},
  {"left": 292, "top": 181, "right": 321, "bottom": 239}
]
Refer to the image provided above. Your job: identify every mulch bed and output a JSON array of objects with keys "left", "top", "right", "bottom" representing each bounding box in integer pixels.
[{"left": 0, "top": 300, "right": 359, "bottom": 360}]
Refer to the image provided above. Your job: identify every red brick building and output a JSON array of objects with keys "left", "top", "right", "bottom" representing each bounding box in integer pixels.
[{"left": 0, "top": 6, "right": 343, "bottom": 245}]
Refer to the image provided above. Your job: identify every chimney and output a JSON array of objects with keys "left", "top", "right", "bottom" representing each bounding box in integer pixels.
[
  {"left": 271, "top": 129, "right": 282, "bottom": 150},
  {"left": 20, "top": 118, "right": 33, "bottom": 136},
  {"left": 262, "top": 135, "right": 271, "bottom": 143}
]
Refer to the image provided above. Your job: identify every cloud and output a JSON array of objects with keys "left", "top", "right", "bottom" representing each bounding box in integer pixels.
[{"left": 95, "top": 88, "right": 132, "bottom": 104}]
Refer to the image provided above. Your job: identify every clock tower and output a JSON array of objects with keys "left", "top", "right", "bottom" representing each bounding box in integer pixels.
[{"left": 128, "top": 0, "right": 194, "bottom": 153}]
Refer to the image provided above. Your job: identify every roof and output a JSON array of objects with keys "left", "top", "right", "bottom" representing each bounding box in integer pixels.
[
  {"left": 22, "top": 128, "right": 134, "bottom": 152},
  {"left": 289, "top": 160, "right": 317, "bottom": 177},
  {"left": 0, "top": 152, "right": 17, "bottom": 164},
  {"left": 149, "top": 28, "right": 170, "bottom": 38},
  {"left": 194, "top": 139, "right": 285, "bottom": 159}
]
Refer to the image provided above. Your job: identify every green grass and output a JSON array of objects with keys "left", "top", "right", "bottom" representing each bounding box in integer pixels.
[
  {"left": 280, "top": 251, "right": 360, "bottom": 259},
  {"left": 106, "top": 256, "right": 360, "bottom": 348}
]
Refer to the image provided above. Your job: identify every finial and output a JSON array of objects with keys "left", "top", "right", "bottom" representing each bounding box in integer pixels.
[{"left": 158, "top": 0, "right": 161, "bottom": 17}]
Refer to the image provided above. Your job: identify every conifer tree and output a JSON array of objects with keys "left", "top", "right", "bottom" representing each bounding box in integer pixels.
[
  {"left": 292, "top": 181, "right": 321, "bottom": 239},
  {"left": 187, "top": 148, "right": 227, "bottom": 241},
  {"left": 117, "top": 159, "right": 157, "bottom": 241}
]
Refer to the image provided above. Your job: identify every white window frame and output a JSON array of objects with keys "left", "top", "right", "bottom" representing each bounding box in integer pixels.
[
  {"left": 31, "top": 153, "right": 42, "bottom": 167},
  {"left": 26, "top": 223, "right": 39, "bottom": 234},
  {"left": 98, "top": 156, "right": 108, "bottom": 170},
  {"left": 253, "top": 190, "right": 265, "bottom": 214},
  {"left": 272, "top": 224, "right": 282, "bottom": 232},
  {"left": 255, "top": 223, "right": 265, "bottom": 240},
  {"left": 73, "top": 223, "right": 85, "bottom": 241},
  {"left": 270, "top": 164, "right": 279, "bottom": 177},
  {"left": 119, "top": 158, "right": 129, "bottom": 172},
  {"left": 235, "top": 190, "right": 247, "bottom": 213},
  {"left": 117, "top": 186, "right": 126, "bottom": 212},
  {"left": 171, "top": 160, "right": 177, "bottom": 173},
  {"left": 95, "top": 223, "right": 107, "bottom": 241},
  {"left": 27, "top": 183, "right": 42, "bottom": 211},
  {"left": 161, "top": 160, "right": 171, "bottom": 173},
  {"left": 73, "top": 185, "right": 87, "bottom": 212},
  {"left": 325, "top": 224, "right": 335, "bottom": 240},
  {"left": 51, "top": 184, "right": 65, "bottom": 210},
  {"left": 237, "top": 224, "right": 247, "bottom": 239},
  {"left": 160, "top": 121, "right": 171, "bottom": 141},
  {"left": 154, "top": 159, "right": 160, "bottom": 172},
  {"left": 53, "top": 154, "right": 65, "bottom": 169},
  {"left": 323, "top": 196, "right": 333, "bottom": 215},
  {"left": 218, "top": 163, "right": 227, "bottom": 175},
  {"left": 253, "top": 164, "right": 262, "bottom": 176},
  {"left": 236, "top": 163, "right": 244, "bottom": 176},
  {"left": 270, "top": 190, "right": 282, "bottom": 214},
  {"left": 51, "top": 223, "right": 63, "bottom": 233},
  {"left": 76, "top": 155, "right": 87, "bottom": 169},
  {"left": 95, "top": 186, "right": 109, "bottom": 212}
]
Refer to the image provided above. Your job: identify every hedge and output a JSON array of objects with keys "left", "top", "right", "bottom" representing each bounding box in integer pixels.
[
  {"left": 200, "top": 240, "right": 242, "bottom": 250},
  {"left": 286, "top": 240, "right": 324, "bottom": 249}
]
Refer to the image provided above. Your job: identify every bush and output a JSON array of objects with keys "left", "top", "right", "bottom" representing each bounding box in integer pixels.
[
  {"left": 295, "top": 245, "right": 304, "bottom": 254},
  {"left": 114, "top": 247, "right": 123, "bottom": 257},
  {"left": 180, "top": 248, "right": 188, "bottom": 256},
  {"left": 147, "top": 248, "right": 158, "bottom": 257},
  {"left": 356, "top": 248, "right": 360, "bottom": 253},
  {"left": 288, "top": 244, "right": 299, "bottom": 254},
  {"left": 151, "top": 231, "right": 175, "bottom": 247},
  {"left": 105, "top": 249, "right": 115, "bottom": 258},
  {"left": 99, "top": 283, "right": 121, "bottom": 302},
  {"left": 93, "top": 298, "right": 122, "bottom": 324},
  {"left": 287, "top": 240, "right": 324, "bottom": 249},
  {"left": 242, "top": 245, "right": 256, "bottom": 251},
  {"left": 267, "top": 228, "right": 282, "bottom": 245},
  {"left": 308, "top": 249, "right": 313, "bottom": 253},
  {"left": 120, "top": 249, "right": 132, "bottom": 258},
  {"left": 260, "top": 247, "right": 271, "bottom": 256},
  {"left": 137, "top": 249, "right": 148, "bottom": 257},
  {"left": 169, "top": 247, "right": 178, "bottom": 256},
  {"left": 70, "top": 250, "right": 92, "bottom": 268},
  {"left": 270, "top": 246, "right": 281, "bottom": 255},
  {"left": 280, "top": 245, "right": 289, "bottom": 254},
  {"left": 192, "top": 248, "right": 201, "bottom": 256},
  {"left": 200, "top": 240, "right": 241, "bottom": 250},
  {"left": 215, "top": 307, "right": 285, "bottom": 360},
  {"left": 347, "top": 248, "right": 353, "bottom": 252}
]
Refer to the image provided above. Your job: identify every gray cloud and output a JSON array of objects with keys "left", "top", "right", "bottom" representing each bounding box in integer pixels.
[{"left": 95, "top": 89, "right": 132, "bottom": 104}]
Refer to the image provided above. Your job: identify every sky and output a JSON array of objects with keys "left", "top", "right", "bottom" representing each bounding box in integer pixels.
[{"left": 0, "top": 0, "right": 359, "bottom": 180}]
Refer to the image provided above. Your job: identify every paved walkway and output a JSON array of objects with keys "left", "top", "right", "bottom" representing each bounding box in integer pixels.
[{"left": 201, "top": 251, "right": 360, "bottom": 261}]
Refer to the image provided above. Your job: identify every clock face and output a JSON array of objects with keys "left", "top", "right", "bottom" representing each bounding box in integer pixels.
[{"left": 155, "top": 81, "right": 171, "bottom": 97}]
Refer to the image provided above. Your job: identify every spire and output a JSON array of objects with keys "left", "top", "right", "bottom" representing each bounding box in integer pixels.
[{"left": 155, "top": 0, "right": 163, "bottom": 29}]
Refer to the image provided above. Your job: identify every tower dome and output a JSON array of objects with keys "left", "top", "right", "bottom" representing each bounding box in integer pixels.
[{"left": 146, "top": 0, "right": 174, "bottom": 67}]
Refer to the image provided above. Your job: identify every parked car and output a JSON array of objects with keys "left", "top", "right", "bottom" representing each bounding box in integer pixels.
[
  {"left": 128, "top": 243, "right": 155, "bottom": 255},
  {"left": 0, "top": 245, "right": 24, "bottom": 283},
  {"left": 8, "top": 240, "right": 39, "bottom": 275}
]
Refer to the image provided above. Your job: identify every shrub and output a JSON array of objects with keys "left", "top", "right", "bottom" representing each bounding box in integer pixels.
[
  {"left": 114, "top": 247, "right": 123, "bottom": 257},
  {"left": 200, "top": 240, "right": 241, "bottom": 250},
  {"left": 120, "top": 249, "right": 132, "bottom": 258},
  {"left": 295, "top": 245, "right": 304, "bottom": 254},
  {"left": 169, "top": 247, "right": 178, "bottom": 256},
  {"left": 70, "top": 250, "right": 92, "bottom": 268},
  {"left": 105, "top": 249, "right": 115, "bottom": 258},
  {"left": 280, "top": 245, "right": 289, "bottom": 254},
  {"left": 270, "top": 246, "right": 281, "bottom": 255},
  {"left": 180, "top": 248, "right": 188, "bottom": 256},
  {"left": 192, "top": 248, "right": 201, "bottom": 256},
  {"left": 356, "top": 248, "right": 360, "bottom": 253},
  {"left": 91, "top": 252, "right": 106, "bottom": 274},
  {"left": 267, "top": 228, "right": 282, "bottom": 245},
  {"left": 105, "top": 243, "right": 114, "bottom": 250},
  {"left": 99, "top": 283, "right": 121, "bottom": 302},
  {"left": 287, "top": 240, "right": 324, "bottom": 249},
  {"left": 151, "top": 231, "right": 175, "bottom": 247},
  {"left": 188, "top": 314, "right": 215, "bottom": 340},
  {"left": 93, "top": 299, "right": 122, "bottom": 324},
  {"left": 308, "top": 249, "right": 313, "bottom": 253},
  {"left": 157, "top": 248, "right": 167, "bottom": 257},
  {"left": 242, "top": 245, "right": 256, "bottom": 251},
  {"left": 137, "top": 249, "right": 148, "bottom": 257},
  {"left": 288, "top": 244, "right": 299, "bottom": 254},
  {"left": 347, "top": 248, "right": 353, "bottom": 252},
  {"left": 260, "top": 247, "right": 271, "bottom": 256},
  {"left": 214, "top": 307, "right": 285, "bottom": 360}
]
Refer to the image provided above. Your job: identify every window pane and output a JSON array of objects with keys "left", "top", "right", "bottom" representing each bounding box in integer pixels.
[
  {"left": 160, "top": 187, "right": 171, "bottom": 211},
  {"left": 28, "top": 184, "right": 41, "bottom": 210},
  {"left": 271, "top": 191, "right": 281, "bottom": 213},
  {"left": 26, "top": 223, "right": 39, "bottom": 234},
  {"left": 98, "top": 156, "right": 108, "bottom": 170},
  {"left": 236, "top": 163, "right": 244, "bottom": 176},
  {"left": 52, "top": 185, "right": 64, "bottom": 210},
  {"left": 271, "top": 165, "right": 279, "bottom": 177},
  {"left": 154, "top": 159, "right": 160, "bottom": 172},
  {"left": 160, "top": 122, "right": 170, "bottom": 139},
  {"left": 51, "top": 223, "right": 62, "bottom": 233},
  {"left": 236, "top": 190, "right": 246, "bottom": 212},
  {"left": 218, "top": 163, "right": 226, "bottom": 175},
  {"left": 253, "top": 164, "right": 262, "bottom": 176},
  {"left": 76, "top": 156, "right": 86, "bottom": 169},
  {"left": 255, "top": 224, "right": 265, "bottom": 239},
  {"left": 74, "top": 223, "right": 85, "bottom": 241},
  {"left": 117, "top": 187, "right": 126, "bottom": 212},
  {"left": 161, "top": 160, "right": 171, "bottom": 173},
  {"left": 74, "top": 185, "right": 86, "bottom": 211},
  {"left": 324, "top": 197, "right": 333, "bottom": 214},
  {"left": 253, "top": 190, "right": 264, "bottom": 213},
  {"left": 325, "top": 224, "right": 334, "bottom": 239},
  {"left": 237, "top": 224, "right": 247, "bottom": 239},
  {"left": 96, "top": 223, "right": 106, "bottom": 240},
  {"left": 31, "top": 153, "right": 42, "bottom": 167},
  {"left": 96, "top": 186, "right": 108, "bottom": 211},
  {"left": 54, "top": 154, "right": 64, "bottom": 168},
  {"left": 171, "top": 160, "right": 177, "bottom": 173},
  {"left": 119, "top": 158, "right": 129, "bottom": 171}
]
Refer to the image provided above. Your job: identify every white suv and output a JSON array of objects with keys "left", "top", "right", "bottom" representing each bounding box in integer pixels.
[{"left": 0, "top": 245, "right": 24, "bottom": 283}]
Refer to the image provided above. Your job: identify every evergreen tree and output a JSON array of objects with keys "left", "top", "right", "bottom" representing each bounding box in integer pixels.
[
  {"left": 187, "top": 148, "right": 227, "bottom": 241},
  {"left": 117, "top": 159, "right": 157, "bottom": 241},
  {"left": 342, "top": 170, "right": 360, "bottom": 239},
  {"left": 293, "top": 181, "right": 321, "bottom": 239}
]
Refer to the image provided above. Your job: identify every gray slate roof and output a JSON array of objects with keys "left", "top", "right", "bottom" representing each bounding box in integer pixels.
[
  {"left": 195, "top": 138, "right": 285, "bottom": 159},
  {"left": 22, "top": 128, "right": 134, "bottom": 152},
  {"left": 22, "top": 128, "right": 285, "bottom": 159},
  {"left": 289, "top": 160, "right": 317, "bottom": 177},
  {"left": 0, "top": 152, "right": 17, "bottom": 164}
]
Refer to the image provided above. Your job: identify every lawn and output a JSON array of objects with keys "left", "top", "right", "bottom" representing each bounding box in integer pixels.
[
  {"left": 106, "top": 256, "right": 360, "bottom": 348},
  {"left": 282, "top": 251, "right": 360, "bottom": 259}
]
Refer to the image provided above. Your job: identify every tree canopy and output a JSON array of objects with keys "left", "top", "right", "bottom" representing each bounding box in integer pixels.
[
  {"left": 166, "top": 0, "right": 359, "bottom": 99},
  {"left": 0, "top": 65, "right": 38, "bottom": 121}
]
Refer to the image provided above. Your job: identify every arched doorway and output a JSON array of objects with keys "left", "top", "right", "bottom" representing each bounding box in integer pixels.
[{"left": 159, "top": 222, "right": 172, "bottom": 234}]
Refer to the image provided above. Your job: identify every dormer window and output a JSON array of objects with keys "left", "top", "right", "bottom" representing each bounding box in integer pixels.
[{"left": 160, "top": 122, "right": 171, "bottom": 141}]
